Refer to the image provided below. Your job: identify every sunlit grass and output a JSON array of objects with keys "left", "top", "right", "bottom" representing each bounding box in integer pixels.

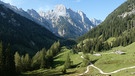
[
  {"left": 87, "top": 42, "right": 135, "bottom": 75},
  {"left": 21, "top": 42, "right": 135, "bottom": 76}
]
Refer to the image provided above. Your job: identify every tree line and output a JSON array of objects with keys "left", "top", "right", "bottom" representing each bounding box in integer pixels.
[
  {"left": 0, "top": 41, "right": 61, "bottom": 75},
  {"left": 74, "top": 38, "right": 111, "bottom": 53}
]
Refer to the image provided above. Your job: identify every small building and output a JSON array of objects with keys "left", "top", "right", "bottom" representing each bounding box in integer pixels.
[
  {"left": 93, "top": 53, "right": 101, "bottom": 56},
  {"left": 115, "top": 50, "right": 126, "bottom": 55}
]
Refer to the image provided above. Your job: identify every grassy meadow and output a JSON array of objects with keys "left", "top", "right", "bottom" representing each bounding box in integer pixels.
[{"left": 21, "top": 42, "right": 135, "bottom": 76}]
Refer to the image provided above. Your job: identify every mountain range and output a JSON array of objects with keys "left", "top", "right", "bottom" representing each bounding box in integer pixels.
[
  {"left": 27, "top": 4, "right": 101, "bottom": 38},
  {"left": 33, "top": 4, "right": 95, "bottom": 38},
  {"left": 0, "top": 2, "right": 61, "bottom": 55},
  {"left": 0, "top": 0, "right": 103, "bottom": 54},
  {"left": 0, "top": 1, "right": 102, "bottom": 39}
]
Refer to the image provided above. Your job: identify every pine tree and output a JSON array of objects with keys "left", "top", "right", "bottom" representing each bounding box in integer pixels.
[
  {"left": 24, "top": 53, "right": 31, "bottom": 71},
  {"left": 0, "top": 41, "right": 3, "bottom": 75},
  {"left": 4, "top": 44, "right": 16, "bottom": 76},
  {"left": 14, "top": 52, "right": 21, "bottom": 73},
  {"left": 49, "top": 41, "right": 60, "bottom": 56},
  {"left": 64, "top": 53, "right": 72, "bottom": 69},
  {"left": 21, "top": 55, "right": 25, "bottom": 71},
  {"left": 40, "top": 48, "right": 46, "bottom": 68},
  {"left": 46, "top": 49, "right": 53, "bottom": 68},
  {"left": 31, "top": 51, "right": 41, "bottom": 69},
  {"left": 31, "top": 48, "right": 47, "bottom": 69}
]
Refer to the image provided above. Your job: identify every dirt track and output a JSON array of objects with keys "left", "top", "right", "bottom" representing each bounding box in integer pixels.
[{"left": 79, "top": 55, "right": 135, "bottom": 75}]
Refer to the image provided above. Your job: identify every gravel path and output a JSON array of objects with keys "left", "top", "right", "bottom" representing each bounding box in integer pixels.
[
  {"left": 90, "top": 64, "right": 135, "bottom": 75},
  {"left": 79, "top": 55, "right": 135, "bottom": 75}
]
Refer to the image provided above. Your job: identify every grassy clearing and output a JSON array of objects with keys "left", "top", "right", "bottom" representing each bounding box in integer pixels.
[
  {"left": 112, "top": 68, "right": 135, "bottom": 76},
  {"left": 86, "top": 42, "right": 135, "bottom": 76},
  {"left": 54, "top": 48, "right": 82, "bottom": 69},
  {"left": 21, "top": 48, "right": 84, "bottom": 76},
  {"left": 21, "top": 42, "right": 135, "bottom": 76},
  {"left": 96, "top": 42, "right": 135, "bottom": 72}
]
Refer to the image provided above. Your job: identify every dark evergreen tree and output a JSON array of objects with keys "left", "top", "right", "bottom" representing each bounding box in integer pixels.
[
  {"left": 31, "top": 51, "right": 40, "bottom": 69},
  {"left": 46, "top": 49, "right": 53, "bottom": 68},
  {"left": 24, "top": 53, "right": 31, "bottom": 71},
  {"left": 40, "top": 48, "right": 46, "bottom": 68},
  {"left": 103, "top": 42, "right": 111, "bottom": 50},
  {"left": 64, "top": 53, "right": 72, "bottom": 69},
  {"left": 45, "top": 41, "right": 61, "bottom": 68},
  {"left": 14, "top": 51, "right": 22, "bottom": 73},
  {"left": 20, "top": 55, "right": 25, "bottom": 71},
  {"left": 31, "top": 48, "right": 47, "bottom": 69},
  {"left": 49, "top": 41, "right": 60, "bottom": 56},
  {"left": 3, "top": 44, "right": 16, "bottom": 76},
  {"left": 0, "top": 41, "right": 3, "bottom": 75},
  {"left": 95, "top": 40, "right": 102, "bottom": 51}
]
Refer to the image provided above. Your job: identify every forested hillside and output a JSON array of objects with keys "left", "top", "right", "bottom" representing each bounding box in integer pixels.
[
  {"left": 77, "top": 0, "right": 135, "bottom": 53},
  {"left": 0, "top": 3, "right": 76, "bottom": 75},
  {"left": 0, "top": 4, "right": 60, "bottom": 55}
]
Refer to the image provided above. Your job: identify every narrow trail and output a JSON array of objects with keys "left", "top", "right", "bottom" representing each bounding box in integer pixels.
[
  {"left": 79, "top": 55, "right": 135, "bottom": 76},
  {"left": 90, "top": 64, "right": 135, "bottom": 75},
  {"left": 79, "top": 65, "right": 91, "bottom": 76}
]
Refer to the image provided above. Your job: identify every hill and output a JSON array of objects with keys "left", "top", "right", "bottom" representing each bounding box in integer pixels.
[
  {"left": 0, "top": 4, "right": 60, "bottom": 55},
  {"left": 77, "top": 0, "right": 135, "bottom": 52}
]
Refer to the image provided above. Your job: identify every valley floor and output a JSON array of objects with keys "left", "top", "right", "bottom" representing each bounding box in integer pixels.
[{"left": 21, "top": 42, "right": 135, "bottom": 76}]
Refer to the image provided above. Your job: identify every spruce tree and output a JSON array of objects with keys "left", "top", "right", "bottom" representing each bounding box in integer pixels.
[
  {"left": 31, "top": 51, "right": 40, "bottom": 69},
  {"left": 46, "top": 49, "right": 53, "bottom": 68},
  {"left": 4, "top": 44, "right": 16, "bottom": 76},
  {"left": 21, "top": 55, "right": 25, "bottom": 71},
  {"left": 24, "top": 53, "right": 31, "bottom": 71},
  {"left": 49, "top": 41, "right": 60, "bottom": 56},
  {"left": 64, "top": 53, "right": 72, "bottom": 69},
  {"left": 40, "top": 48, "right": 46, "bottom": 68},
  {"left": 14, "top": 52, "right": 21, "bottom": 73},
  {"left": 0, "top": 41, "right": 3, "bottom": 75}
]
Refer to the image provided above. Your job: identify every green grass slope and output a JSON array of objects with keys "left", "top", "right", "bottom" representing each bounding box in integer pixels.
[
  {"left": 87, "top": 42, "right": 135, "bottom": 76},
  {"left": 20, "top": 42, "right": 135, "bottom": 76}
]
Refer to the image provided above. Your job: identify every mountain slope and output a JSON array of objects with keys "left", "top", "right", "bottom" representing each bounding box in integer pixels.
[
  {"left": 28, "top": 4, "right": 95, "bottom": 39},
  {"left": 0, "top": 1, "right": 52, "bottom": 31},
  {"left": 77, "top": 0, "right": 135, "bottom": 52},
  {"left": 79, "top": 0, "right": 134, "bottom": 40},
  {"left": 0, "top": 4, "right": 60, "bottom": 55}
]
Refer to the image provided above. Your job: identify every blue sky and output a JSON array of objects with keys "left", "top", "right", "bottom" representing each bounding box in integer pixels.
[{"left": 1, "top": 0, "right": 126, "bottom": 20}]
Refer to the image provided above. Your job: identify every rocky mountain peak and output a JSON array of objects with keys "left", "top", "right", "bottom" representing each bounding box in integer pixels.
[
  {"left": 90, "top": 18, "right": 102, "bottom": 26},
  {"left": 54, "top": 4, "right": 66, "bottom": 12},
  {"left": 54, "top": 4, "right": 67, "bottom": 17}
]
